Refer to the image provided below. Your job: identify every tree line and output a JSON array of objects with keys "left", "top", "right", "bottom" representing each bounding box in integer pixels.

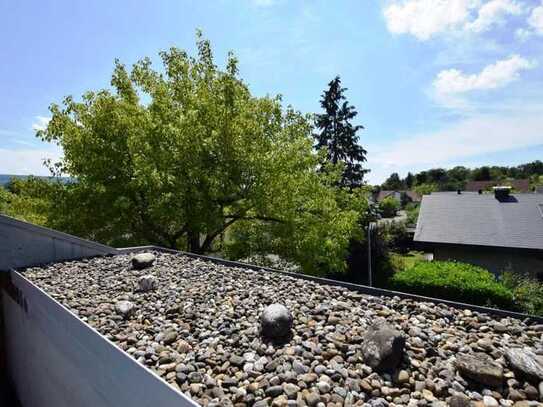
[{"left": 380, "top": 161, "right": 543, "bottom": 193}]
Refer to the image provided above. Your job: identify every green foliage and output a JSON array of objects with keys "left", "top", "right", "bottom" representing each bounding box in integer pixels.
[
  {"left": 412, "top": 183, "right": 438, "bottom": 196},
  {"left": 313, "top": 76, "right": 368, "bottom": 189},
  {"left": 405, "top": 202, "right": 419, "bottom": 225},
  {"left": 391, "top": 261, "right": 516, "bottom": 310},
  {"left": 389, "top": 251, "right": 425, "bottom": 272},
  {"left": 0, "top": 177, "right": 54, "bottom": 225},
  {"left": 36, "top": 33, "right": 366, "bottom": 275},
  {"left": 501, "top": 272, "right": 543, "bottom": 316},
  {"left": 385, "top": 160, "right": 543, "bottom": 192},
  {"left": 381, "top": 172, "right": 403, "bottom": 190},
  {"left": 225, "top": 186, "right": 369, "bottom": 275},
  {"left": 379, "top": 196, "right": 399, "bottom": 218}
]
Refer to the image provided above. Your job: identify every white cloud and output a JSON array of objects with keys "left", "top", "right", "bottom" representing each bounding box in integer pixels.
[
  {"left": 527, "top": 0, "right": 543, "bottom": 34},
  {"left": 515, "top": 27, "right": 533, "bottom": 40},
  {"left": 0, "top": 147, "right": 62, "bottom": 175},
  {"left": 433, "top": 54, "right": 536, "bottom": 95},
  {"left": 383, "top": 0, "right": 476, "bottom": 40},
  {"left": 31, "top": 116, "right": 51, "bottom": 132},
  {"left": 367, "top": 112, "right": 543, "bottom": 173},
  {"left": 383, "top": 0, "right": 522, "bottom": 40},
  {"left": 466, "top": 0, "right": 523, "bottom": 33}
]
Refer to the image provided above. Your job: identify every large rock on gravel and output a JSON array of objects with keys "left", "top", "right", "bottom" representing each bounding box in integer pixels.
[
  {"left": 260, "top": 303, "right": 293, "bottom": 341},
  {"left": 138, "top": 275, "right": 158, "bottom": 292},
  {"left": 455, "top": 353, "right": 503, "bottom": 388},
  {"left": 361, "top": 323, "right": 405, "bottom": 372},
  {"left": 131, "top": 252, "right": 156, "bottom": 270},
  {"left": 505, "top": 348, "right": 543, "bottom": 383},
  {"left": 115, "top": 300, "right": 136, "bottom": 319},
  {"left": 448, "top": 394, "right": 471, "bottom": 407}
]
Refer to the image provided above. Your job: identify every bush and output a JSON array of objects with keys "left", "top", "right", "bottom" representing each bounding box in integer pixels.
[
  {"left": 379, "top": 196, "right": 400, "bottom": 218},
  {"left": 391, "top": 261, "right": 516, "bottom": 310},
  {"left": 405, "top": 202, "right": 419, "bottom": 226},
  {"left": 501, "top": 272, "right": 543, "bottom": 316},
  {"left": 380, "top": 222, "right": 411, "bottom": 253}
]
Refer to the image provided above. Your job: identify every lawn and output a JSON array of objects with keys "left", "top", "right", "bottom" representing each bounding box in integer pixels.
[{"left": 389, "top": 251, "right": 427, "bottom": 273}]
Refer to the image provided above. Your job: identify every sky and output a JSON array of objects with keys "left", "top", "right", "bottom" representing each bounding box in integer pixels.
[{"left": 1, "top": 0, "right": 543, "bottom": 184}]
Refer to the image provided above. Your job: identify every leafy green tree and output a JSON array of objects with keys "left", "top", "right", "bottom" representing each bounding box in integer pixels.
[
  {"left": 313, "top": 76, "right": 368, "bottom": 189},
  {"left": 382, "top": 172, "right": 404, "bottom": 190},
  {"left": 427, "top": 168, "right": 448, "bottom": 185},
  {"left": 473, "top": 166, "right": 491, "bottom": 181},
  {"left": 379, "top": 196, "right": 400, "bottom": 218},
  {"left": 415, "top": 171, "right": 428, "bottom": 185},
  {"left": 37, "top": 34, "right": 366, "bottom": 274},
  {"left": 413, "top": 183, "right": 438, "bottom": 196},
  {"left": 0, "top": 177, "right": 53, "bottom": 225}
]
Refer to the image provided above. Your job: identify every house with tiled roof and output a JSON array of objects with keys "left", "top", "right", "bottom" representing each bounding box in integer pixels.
[{"left": 415, "top": 187, "right": 543, "bottom": 279}]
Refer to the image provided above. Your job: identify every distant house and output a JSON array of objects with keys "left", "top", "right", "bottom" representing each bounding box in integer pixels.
[
  {"left": 414, "top": 187, "right": 543, "bottom": 279},
  {"left": 465, "top": 178, "right": 530, "bottom": 193},
  {"left": 375, "top": 190, "right": 421, "bottom": 204}
]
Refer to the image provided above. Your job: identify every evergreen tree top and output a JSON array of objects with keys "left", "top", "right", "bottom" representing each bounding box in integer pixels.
[{"left": 314, "top": 76, "right": 368, "bottom": 188}]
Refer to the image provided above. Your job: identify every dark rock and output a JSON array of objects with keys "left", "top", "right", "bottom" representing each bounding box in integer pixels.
[
  {"left": 138, "top": 275, "right": 157, "bottom": 292},
  {"left": 505, "top": 348, "right": 543, "bottom": 383},
  {"left": 188, "top": 371, "right": 203, "bottom": 383},
  {"left": 160, "top": 330, "right": 177, "bottom": 345},
  {"left": 448, "top": 394, "right": 471, "bottom": 407},
  {"left": 131, "top": 252, "right": 156, "bottom": 270},
  {"left": 229, "top": 354, "right": 244, "bottom": 367},
  {"left": 455, "top": 353, "right": 503, "bottom": 388},
  {"left": 524, "top": 385, "right": 538, "bottom": 400},
  {"left": 260, "top": 303, "right": 293, "bottom": 341},
  {"left": 361, "top": 323, "right": 405, "bottom": 372},
  {"left": 265, "top": 385, "right": 283, "bottom": 397}
]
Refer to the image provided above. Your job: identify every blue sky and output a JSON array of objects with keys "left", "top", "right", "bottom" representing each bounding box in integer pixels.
[{"left": 1, "top": 0, "right": 543, "bottom": 184}]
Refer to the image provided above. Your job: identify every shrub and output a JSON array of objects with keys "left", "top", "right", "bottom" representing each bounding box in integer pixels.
[
  {"left": 380, "top": 222, "right": 411, "bottom": 253},
  {"left": 390, "top": 261, "right": 516, "bottom": 310},
  {"left": 405, "top": 203, "right": 419, "bottom": 226},
  {"left": 501, "top": 272, "right": 543, "bottom": 316},
  {"left": 379, "top": 196, "right": 400, "bottom": 218}
]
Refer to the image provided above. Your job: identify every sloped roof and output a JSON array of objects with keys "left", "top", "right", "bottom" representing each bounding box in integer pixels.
[
  {"left": 465, "top": 179, "right": 530, "bottom": 193},
  {"left": 414, "top": 192, "right": 543, "bottom": 250}
]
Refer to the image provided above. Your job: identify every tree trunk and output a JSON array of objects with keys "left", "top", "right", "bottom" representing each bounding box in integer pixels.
[{"left": 188, "top": 231, "right": 202, "bottom": 254}]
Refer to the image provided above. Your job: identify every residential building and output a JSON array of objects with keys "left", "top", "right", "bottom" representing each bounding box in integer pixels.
[{"left": 414, "top": 187, "right": 543, "bottom": 279}]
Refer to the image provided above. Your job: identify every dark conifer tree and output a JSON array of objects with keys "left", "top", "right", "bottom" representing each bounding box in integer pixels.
[
  {"left": 314, "top": 76, "right": 368, "bottom": 188},
  {"left": 404, "top": 172, "right": 414, "bottom": 189}
]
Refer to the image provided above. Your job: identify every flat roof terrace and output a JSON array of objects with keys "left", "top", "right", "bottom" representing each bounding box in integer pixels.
[{"left": 22, "top": 251, "right": 543, "bottom": 406}]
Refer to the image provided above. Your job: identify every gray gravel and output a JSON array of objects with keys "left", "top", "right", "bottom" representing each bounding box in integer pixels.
[{"left": 23, "top": 251, "right": 543, "bottom": 407}]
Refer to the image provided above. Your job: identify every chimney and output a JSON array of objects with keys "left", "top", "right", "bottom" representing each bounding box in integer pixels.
[{"left": 493, "top": 186, "right": 511, "bottom": 200}]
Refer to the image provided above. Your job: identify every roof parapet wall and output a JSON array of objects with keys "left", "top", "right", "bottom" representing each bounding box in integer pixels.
[{"left": 0, "top": 214, "right": 116, "bottom": 271}]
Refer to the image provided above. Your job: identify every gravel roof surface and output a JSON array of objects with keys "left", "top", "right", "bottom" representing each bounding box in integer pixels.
[{"left": 23, "top": 251, "right": 543, "bottom": 407}]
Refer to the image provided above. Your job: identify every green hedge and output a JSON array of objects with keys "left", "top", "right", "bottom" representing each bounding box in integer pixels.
[{"left": 390, "top": 261, "right": 516, "bottom": 310}]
